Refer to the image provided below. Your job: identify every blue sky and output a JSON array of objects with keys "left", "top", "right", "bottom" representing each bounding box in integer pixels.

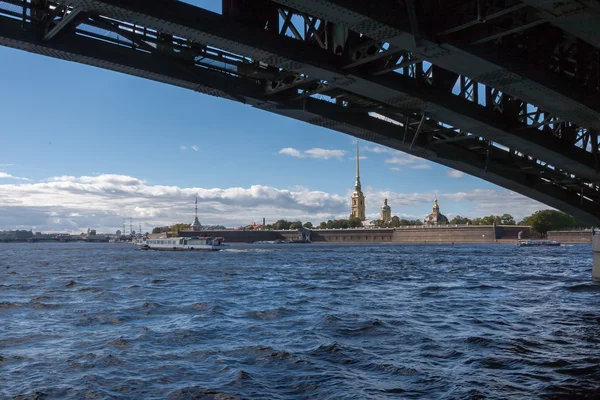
[{"left": 0, "top": 2, "right": 547, "bottom": 232}]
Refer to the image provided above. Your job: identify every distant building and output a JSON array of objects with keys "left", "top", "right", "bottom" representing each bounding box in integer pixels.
[
  {"left": 380, "top": 198, "right": 391, "bottom": 223},
  {"left": 116, "top": 230, "right": 122, "bottom": 236},
  {"left": 424, "top": 199, "right": 449, "bottom": 225},
  {"left": 350, "top": 141, "right": 366, "bottom": 221},
  {"left": 244, "top": 222, "right": 264, "bottom": 230}
]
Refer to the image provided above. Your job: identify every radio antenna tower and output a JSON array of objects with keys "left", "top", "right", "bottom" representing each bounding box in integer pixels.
[{"left": 130, "top": 217, "right": 133, "bottom": 235}]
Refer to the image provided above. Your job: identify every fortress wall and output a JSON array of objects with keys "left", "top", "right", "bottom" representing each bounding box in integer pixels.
[
  {"left": 176, "top": 230, "right": 299, "bottom": 243},
  {"left": 392, "top": 226, "right": 496, "bottom": 243},
  {"left": 495, "top": 226, "right": 531, "bottom": 239},
  {"left": 169, "top": 226, "right": 532, "bottom": 244},
  {"left": 310, "top": 229, "right": 394, "bottom": 243},
  {"left": 178, "top": 230, "right": 279, "bottom": 242},
  {"left": 547, "top": 230, "right": 593, "bottom": 244}
]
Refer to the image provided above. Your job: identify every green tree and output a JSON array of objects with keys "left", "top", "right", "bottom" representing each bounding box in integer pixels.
[
  {"left": 303, "top": 222, "right": 313, "bottom": 229},
  {"left": 273, "top": 219, "right": 291, "bottom": 230},
  {"left": 289, "top": 221, "right": 303, "bottom": 229},
  {"left": 171, "top": 223, "right": 191, "bottom": 236},
  {"left": 500, "top": 214, "right": 516, "bottom": 225},
  {"left": 319, "top": 222, "right": 327, "bottom": 229},
  {"left": 371, "top": 219, "right": 385, "bottom": 228},
  {"left": 450, "top": 215, "right": 472, "bottom": 225},
  {"left": 348, "top": 217, "right": 363, "bottom": 228},
  {"left": 522, "top": 210, "right": 588, "bottom": 234},
  {"left": 389, "top": 216, "right": 402, "bottom": 227}
]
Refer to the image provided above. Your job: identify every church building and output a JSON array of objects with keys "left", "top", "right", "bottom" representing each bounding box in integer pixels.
[
  {"left": 380, "top": 198, "right": 391, "bottom": 223},
  {"left": 350, "top": 141, "right": 366, "bottom": 221},
  {"left": 424, "top": 199, "right": 449, "bottom": 225}
]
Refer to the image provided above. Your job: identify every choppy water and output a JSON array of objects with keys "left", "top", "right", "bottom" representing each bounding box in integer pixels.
[{"left": 1, "top": 243, "right": 600, "bottom": 399}]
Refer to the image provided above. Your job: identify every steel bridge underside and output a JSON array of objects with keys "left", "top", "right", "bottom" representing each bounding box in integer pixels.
[{"left": 0, "top": 0, "right": 599, "bottom": 225}]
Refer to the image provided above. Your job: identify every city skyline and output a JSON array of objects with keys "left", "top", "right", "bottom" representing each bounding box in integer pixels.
[{"left": 0, "top": 44, "right": 548, "bottom": 233}]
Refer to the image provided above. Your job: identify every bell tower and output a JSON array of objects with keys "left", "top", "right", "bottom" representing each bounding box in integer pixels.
[{"left": 351, "top": 141, "right": 366, "bottom": 221}]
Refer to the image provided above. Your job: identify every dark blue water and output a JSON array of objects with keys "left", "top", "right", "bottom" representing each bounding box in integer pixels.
[{"left": 1, "top": 243, "right": 600, "bottom": 399}]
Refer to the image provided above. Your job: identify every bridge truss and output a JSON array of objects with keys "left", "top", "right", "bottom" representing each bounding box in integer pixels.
[{"left": 0, "top": 0, "right": 599, "bottom": 224}]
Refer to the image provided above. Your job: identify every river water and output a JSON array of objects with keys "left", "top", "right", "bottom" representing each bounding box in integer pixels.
[{"left": 1, "top": 242, "right": 599, "bottom": 399}]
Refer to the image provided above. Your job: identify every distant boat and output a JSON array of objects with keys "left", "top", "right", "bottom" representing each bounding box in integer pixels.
[
  {"left": 517, "top": 240, "right": 561, "bottom": 247},
  {"left": 138, "top": 236, "right": 230, "bottom": 251}
]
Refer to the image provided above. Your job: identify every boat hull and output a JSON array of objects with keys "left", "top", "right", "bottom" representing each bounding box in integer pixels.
[
  {"left": 140, "top": 245, "right": 228, "bottom": 251},
  {"left": 517, "top": 240, "right": 561, "bottom": 247}
]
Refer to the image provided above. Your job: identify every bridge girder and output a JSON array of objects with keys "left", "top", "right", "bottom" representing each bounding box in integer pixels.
[
  {"left": 272, "top": 0, "right": 600, "bottom": 125},
  {"left": 0, "top": 1, "right": 599, "bottom": 225},
  {"left": 20, "top": 0, "right": 600, "bottom": 186}
]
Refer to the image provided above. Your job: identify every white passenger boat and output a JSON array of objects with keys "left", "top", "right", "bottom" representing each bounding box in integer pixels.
[
  {"left": 138, "top": 236, "right": 229, "bottom": 251},
  {"left": 517, "top": 239, "right": 561, "bottom": 247}
]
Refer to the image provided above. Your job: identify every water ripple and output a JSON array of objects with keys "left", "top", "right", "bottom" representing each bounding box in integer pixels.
[{"left": 0, "top": 242, "right": 599, "bottom": 399}]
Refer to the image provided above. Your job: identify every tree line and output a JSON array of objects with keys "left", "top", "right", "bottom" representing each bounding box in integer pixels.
[
  {"left": 261, "top": 210, "right": 589, "bottom": 234},
  {"left": 152, "top": 210, "right": 591, "bottom": 236},
  {"left": 152, "top": 223, "right": 227, "bottom": 235}
]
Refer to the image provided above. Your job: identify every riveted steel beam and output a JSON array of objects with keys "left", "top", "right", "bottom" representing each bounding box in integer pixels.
[
  {"left": 43, "top": 6, "right": 82, "bottom": 40},
  {"left": 40, "top": 0, "right": 600, "bottom": 184},
  {"left": 521, "top": 0, "right": 600, "bottom": 48},
  {"left": 271, "top": 0, "right": 600, "bottom": 131}
]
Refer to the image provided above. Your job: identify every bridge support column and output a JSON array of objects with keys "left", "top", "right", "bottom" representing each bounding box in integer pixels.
[{"left": 593, "top": 233, "right": 600, "bottom": 279}]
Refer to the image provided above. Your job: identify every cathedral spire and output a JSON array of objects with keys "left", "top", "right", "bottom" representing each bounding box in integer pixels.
[
  {"left": 351, "top": 141, "right": 366, "bottom": 221},
  {"left": 355, "top": 141, "right": 361, "bottom": 190}
]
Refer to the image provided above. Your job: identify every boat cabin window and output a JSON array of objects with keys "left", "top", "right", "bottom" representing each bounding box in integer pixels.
[{"left": 184, "top": 240, "right": 187, "bottom": 245}]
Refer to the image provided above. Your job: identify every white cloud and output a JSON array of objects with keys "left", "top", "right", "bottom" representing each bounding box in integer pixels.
[
  {"left": 0, "top": 174, "right": 348, "bottom": 233},
  {"left": 0, "top": 172, "right": 31, "bottom": 181},
  {"left": 180, "top": 145, "right": 187, "bottom": 151},
  {"left": 349, "top": 156, "right": 368, "bottom": 160},
  {"left": 279, "top": 147, "right": 346, "bottom": 160},
  {"left": 365, "top": 188, "right": 545, "bottom": 221},
  {"left": 410, "top": 164, "right": 432, "bottom": 170},
  {"left": 191, "top": 145, "right": 199, "bottom": 151},
  {"left": 0, "top": 174, "right": 550, "bottom": 233},
  {"left": 279, "top": 147, "right": 302, "bottom": 158},
  {"left": 446, "top": 170, "right": 465, "bottom": 178},
  {"left": 442, "top": 189, "right": 546, "bottom": 218},
  {"left": 364, "top": 145, "right": 395, "bottom": 154},
  {"left": 385, "top": 153, "right": 426, "bottom": 165},
  {"left": 304, "top": 148, "right": 345, "bottom": 160},
  {"left": 389, "top": 167, "right": 401, "bottom": 172}
]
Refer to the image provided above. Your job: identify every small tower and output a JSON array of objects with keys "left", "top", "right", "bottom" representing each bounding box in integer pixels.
[
  {"left": 191, "top": 196, "right": 202, "bottom": 231},
  {"left": 350, "top": 141, "right": 366, "bottom": 221},
  {"left": 380, "top": 198, "right": 392, "bottom": 223}
]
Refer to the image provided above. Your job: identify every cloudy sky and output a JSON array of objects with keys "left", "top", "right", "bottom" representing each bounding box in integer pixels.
[{"left": 0, "top": 14, "right": 548, "bottom": 233}]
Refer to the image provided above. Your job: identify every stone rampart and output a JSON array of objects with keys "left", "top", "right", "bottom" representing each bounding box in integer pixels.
[
  {"left": 310, "top": 229, "right": 394, "bottom": 243},
  {"left": 164, "top": 226, "right": 530, "bottom": 244},
  {"left": 392, "top": 225, "right": 495, "bottom": 243},
  {"left": 310, "top": 225, "right": 527, "bottom": 244},
  {"left": 176, "top": 230, "right": 298, "bottom": 243},
  {"left": 547, "top": 230, "right": 593, "bottom": 244}
]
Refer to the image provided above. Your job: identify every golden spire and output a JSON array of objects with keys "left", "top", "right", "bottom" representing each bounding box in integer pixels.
[{"left": 355, "top": 141, "right": 361, "bottom": 190}]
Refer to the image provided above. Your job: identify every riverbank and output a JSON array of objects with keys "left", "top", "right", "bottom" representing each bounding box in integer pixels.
[{"left": 169, "top": 225, "right": 530, "bottom": 244}]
